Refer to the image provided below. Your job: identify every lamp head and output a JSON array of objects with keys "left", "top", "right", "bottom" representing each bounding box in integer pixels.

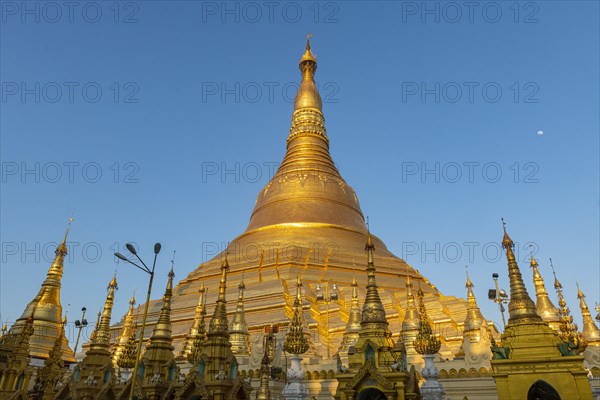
[
  {"left": 115, "top": 252, "right": 128, "bottom": 261},
  {"left": 154, "top": 243, "right": 162, "bottom": 254},
  {"left": 126, "top": 243, "right": 137, "bottom": 255}
]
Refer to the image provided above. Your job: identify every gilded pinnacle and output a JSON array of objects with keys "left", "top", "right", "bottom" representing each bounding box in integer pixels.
[
  {"left": 90, "top": 273, "right": 118, "bottom": 350},
  {"left": 117, "top": 321, "right": 137, "bottom": 369},
  {"left": 340, "top": 276, "right": 362, "bottom": 352},
  {"left": 360, "top": 235, "right": 388, "bottom": 330},
  {"left": 149, "top": 267, "right": 175, "bottom": 344},
  {"left": 230, "top": 277, "right": 251, "bottom": 356},
  {"left": 113, "top": 291, "right": 137, "bottom": 367},
  {"left": 501, "top": 222, "right": 541, "bottom": 325},
  {"left": 464, "top": 273, "right": 484, "bottom": 333},
  {"left": 402, "top": 275, "right": 420, "bottom": 332},
  {"left": 553, "top": 268, "right": 587, "bottom": 352},
  {"left": 283, "top": 277, "right": 309, "bottom": 355},
  {"left": 8, "top": 221, "right": 77, "bottom": 362},
  {"left": 577, "top": 284, "right": 600, "bottom": 345},
  {"left": 529, "top": 256, "right": 560, "bottom": 327},
  {"left": 208, "top": 256, "right": 230, "bottom": 336},
  {"left": 187, "top": 286, "right": 208, "bottom": 364},
  {"left": 413, "top": 289, "right": 441, "bottom": 355},
  {"left": 294, "top": 35, "right": 321, "bottom": 112}
]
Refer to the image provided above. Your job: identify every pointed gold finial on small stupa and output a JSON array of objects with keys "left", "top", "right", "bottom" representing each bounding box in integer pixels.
[
  {"left": 500, "top": 219, "right": 541, "bottom": 325},
  {"left": 576, "top": 283, "right": 600, "bottom": 346},
  {"left": 528, "top": 251, "right": 560, "bottom": 329},
  {"left": 552, "top": 263, "right": 587, "bottom": 353},
  {"left": 414, "top": 286, "right": 441, "bottom": 355},
  {"left": 283, "top": 277, "right": 309, "bottom": 355}
]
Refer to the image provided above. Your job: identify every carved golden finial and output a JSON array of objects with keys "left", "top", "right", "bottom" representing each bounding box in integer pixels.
[
  {"left": 413, "top": 287, "right": 441, "bottom": 355},
  {"left": 550, "top": 258, "right": 561, "bottom": 290},
  {"left": 230, "top": 273, "right": 251, "bottom": 356},
  {"left": 338, "top": 277, "right": 362, "bottom": 358},
  {"left": 500, "top": 220, "right": 541, "bottom": 325},
  {"left": 113, "top": 289, "right": 137, "bottom": 367},
  {"left": 552, "top": 264, "right": 587, "bottom": 352},
  {"left": 39, "top": 318, "right": 65, "bottom": 383},
  {"left": 208, "top": 253, "right": 231, "bottom": 335},
  {"left": 501, "top": 218, "right": 513, "bottom": 249},
  {"left": 256, "top": 346, "right": 273, "bottom": 400},
  {"left": 117, "top": 320, "right": 137, "bottom": 369},
  {"left": 300, "top": 34, "right": 316, "bottom": 63},
  {"left": 57, "top": 215, "right": 74, "bottom": 255},
  {"left": 283, "top": 277, "right": 309, "bottom": 355},
  {"left": 528, "top": 253, "right": 560, "bottom": 328},
  {"left": 91, "top": 273, "right": 118, "bottom": 350},
  {"left": 465, "top": 265, "right": 472, "bottom": 289},
  {"left": 360, "top": 233, "right": 388, "bottom": 331},
  {"left": 575, "top": 283, "right": 600, "bottom": 345},
  {"left": 89, "top": 310, "right": 101, "bottom": 341},
  {"left": 186, "top": 284, "right": 208, "bottom": 364},
  {"left": 464, "top": 269, "right": 484, "bottom": 333},
  {"left": 148, "top": 264, "right": 175, "bottom": 344},
  {"left": 403, "top": 274, "right": 420, "bottom": 332}
]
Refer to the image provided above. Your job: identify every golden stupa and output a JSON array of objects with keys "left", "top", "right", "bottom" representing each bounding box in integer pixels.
[
  {"left": 8, "top": 221, "right": 76, "bottom": 363},
  {"left": 111, "top": 39, "right": 481, "bottom": 362}
]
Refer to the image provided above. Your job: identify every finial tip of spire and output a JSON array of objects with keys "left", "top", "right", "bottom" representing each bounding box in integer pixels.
[{"left": 501, "top": 218, "right": 514, "bottom": 248}]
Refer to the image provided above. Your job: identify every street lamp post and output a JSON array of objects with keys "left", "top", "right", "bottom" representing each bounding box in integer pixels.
[
  {"left": 115, "top": 242, "right": 161, "bottom": 400},
  {"left": 488, "top": 272, "right": 508, "bottom": 329},
  {"left": 315, "top": 280, "right": 338, "bottom": 360},
  {"left": 73, "top": 307, "right": 88, "bottom": 356}
]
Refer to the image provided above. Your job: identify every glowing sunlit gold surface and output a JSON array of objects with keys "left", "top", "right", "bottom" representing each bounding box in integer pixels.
[{"left": 111, "top": 40, "right": 480, "bottom": 365}]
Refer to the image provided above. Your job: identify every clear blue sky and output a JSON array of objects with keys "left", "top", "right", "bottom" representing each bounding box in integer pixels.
[{"left": 1, "top": 1, "right": 598, "bottom": 345}]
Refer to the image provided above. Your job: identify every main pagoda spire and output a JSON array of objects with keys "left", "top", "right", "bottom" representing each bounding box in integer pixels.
[
  {"left": 289, "top": 35, "right": 326, "bottom": 142},
  {"left": 245, "top": 37, "right": 366, "bottom": 233},
  {"left": 10, "top": 218, "right": 75, "bottom": 362}
]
